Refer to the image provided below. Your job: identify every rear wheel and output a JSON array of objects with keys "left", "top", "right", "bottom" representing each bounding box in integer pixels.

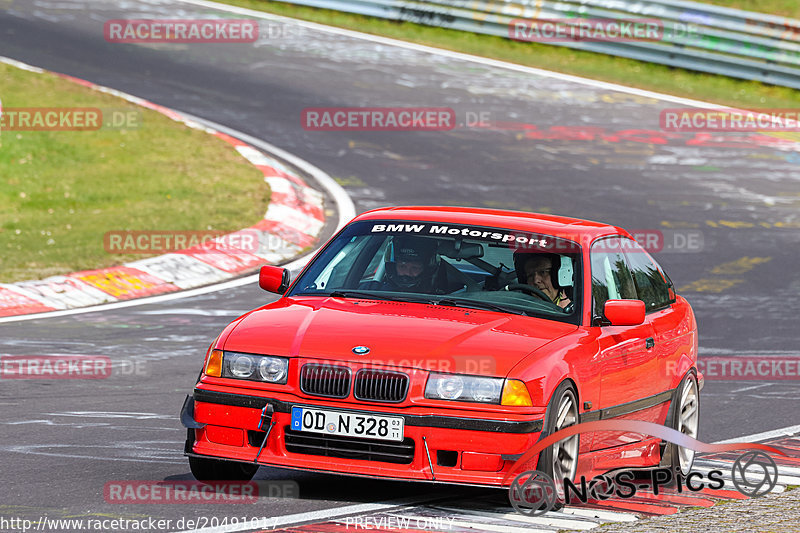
[
  {"left": 189, "top": 456, "right": 259, "bottom": 482},
  {"left": 667, "top": 373, "right": 700, "bottom": 476}
]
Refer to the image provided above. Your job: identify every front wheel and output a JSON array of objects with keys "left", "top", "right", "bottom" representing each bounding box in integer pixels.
[
  {"left": 189, "top": 456, "right": 259, "bottom": 482},
  {"left": 667, "top": 373, "right": 700, "bottom": 476},
  {"left": 536, "top": 382, "right": 580, "bottom": 509}
]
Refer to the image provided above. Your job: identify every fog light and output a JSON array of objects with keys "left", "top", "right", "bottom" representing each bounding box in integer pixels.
[{"left": 461, "top": 452, "right": 503, "bottom": 471}]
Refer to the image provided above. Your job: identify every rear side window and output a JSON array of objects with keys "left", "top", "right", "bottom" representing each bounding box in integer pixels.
[
  {"left": 590, "top": 238, "right": 636, "bottom": 318},
  {"left": 620, "top": 238, "right": 672, "bottom": 311}
]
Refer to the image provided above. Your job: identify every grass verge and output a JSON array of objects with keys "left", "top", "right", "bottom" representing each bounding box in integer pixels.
[
  {"left": 705, "top": 0, "right": 800, "bottom": 19},
  {"left": 0, "top": 62, "right": 268, "bottom": 283},
  {"left": 220, "top": 0, "right": 800, "bottom": 109}
]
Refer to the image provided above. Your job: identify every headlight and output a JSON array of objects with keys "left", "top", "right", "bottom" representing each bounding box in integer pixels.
[
  {"left": 425, "top": 373, "right": 503, "bottom": 404},
  {"left": 258, "top": 356, "right": 287, "bottom": 383},
  {"left": 230, "top": 354, "right": 254, "bottom": 378},
  {"left": 221, "top": 352, "right": 288, "bottom": 384}
]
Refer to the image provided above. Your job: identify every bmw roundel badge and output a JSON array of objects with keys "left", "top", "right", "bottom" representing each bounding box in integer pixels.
[{"left": 352, "top": 346, "right": 370, "bottom": 355}]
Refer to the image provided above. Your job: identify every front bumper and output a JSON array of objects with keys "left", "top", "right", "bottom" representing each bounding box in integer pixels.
[{"left": 182, "top": 386, "right": 545, "bottom": 487}]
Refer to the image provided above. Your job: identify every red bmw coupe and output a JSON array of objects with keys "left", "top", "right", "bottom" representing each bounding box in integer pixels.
[{"left": 181, "top": 207, "right": 701, "bottom": 487}]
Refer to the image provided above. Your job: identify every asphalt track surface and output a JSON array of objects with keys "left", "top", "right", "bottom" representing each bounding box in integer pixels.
[{"left": 1, "top": 0, "right": 799, "bottom": 529}]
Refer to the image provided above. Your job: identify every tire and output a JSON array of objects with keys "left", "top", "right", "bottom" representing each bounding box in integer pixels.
[
  {"left": 666, "top": 373, "right": 700, "bottom": 476},
  {"left": 188, "top": 456, "right": 259, "bottom": 482},
  {"left": 536, "top": 381, "right": 580, "bottom": 509}
]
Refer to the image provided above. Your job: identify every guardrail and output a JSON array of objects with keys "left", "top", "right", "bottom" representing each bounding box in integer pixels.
[{"left": 275, "top": 0, "right": 800, "bottom": 89}]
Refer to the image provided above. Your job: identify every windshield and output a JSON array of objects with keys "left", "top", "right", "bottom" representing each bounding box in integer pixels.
[{"left": 289, "top": 220, "right": 582, "bottom": 322}]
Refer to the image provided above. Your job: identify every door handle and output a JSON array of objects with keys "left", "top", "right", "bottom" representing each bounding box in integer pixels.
[{"left": 646, "top": 337, "right": 655, "bottom": 349}]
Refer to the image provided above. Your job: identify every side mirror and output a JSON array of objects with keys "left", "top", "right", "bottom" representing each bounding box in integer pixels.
[
  {"left": 259, "top": 265, "right": 290, "bottom": 294},
  {"left": 603, "top": 299, "right": 645, "bottom": 326}
]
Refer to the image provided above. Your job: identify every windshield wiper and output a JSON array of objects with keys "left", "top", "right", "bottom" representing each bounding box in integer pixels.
[
  {"left": 432, "top": 298, "right": 526, "bottom": 316},
  {"left": 325, "top": 291, "right": 432, "bottom": 304}
]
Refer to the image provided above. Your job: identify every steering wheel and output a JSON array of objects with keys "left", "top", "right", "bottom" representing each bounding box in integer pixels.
[{"left": 505, "top": 283, "right": 551, "bottom": 302}]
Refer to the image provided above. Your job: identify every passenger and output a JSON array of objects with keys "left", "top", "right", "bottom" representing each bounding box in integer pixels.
[{"left": 381, "top": 236, "right": 439, "bottom": 293}]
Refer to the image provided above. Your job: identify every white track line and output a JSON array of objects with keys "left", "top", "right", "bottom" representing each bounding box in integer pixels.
[
  {"left": 432, "top": 506, "right": 598, "bottom": 529},
  {"left": 373, "top": 512, "right": 557, "bottom": 532},
  {"left": 3, "top": 5, "right": 794, "bottom": 533},
  {"left": 692, "top": 462, "right": 795, "bottom": 484},
  {"left": 696, "top": 458, "right": 800, "bottom": 477},
  {"left": 0, "top": 274, "right": 261, "bottom": 324},
  {"left": 0, "top": 107, "right": 354, "bottom": 325},
  {"left": 173, "top": 496, "right": 439, "bottom": 533},
  {"left": 560, "top": 507, "right": 638, "bottom": 522},
  {"left": 176, "top": 0, "right": 738, "bottom": 110},
  {"left": 3, "top": 0, "right": 785, "bottom": 324},
  {"left": 714, "top": 424, "right": 800, "bottom": 444},
  {"left": 178, "top": 111, "right": 356, "bottom": 231},
  {"left": 438, "top": 520, "right": 551, "bottom": 533},
  {"left": 42, "top": 2, "right": 798, "bottom": 527},
  {"left": 688, "top": 464, "right": 792, "bottom": 488}
]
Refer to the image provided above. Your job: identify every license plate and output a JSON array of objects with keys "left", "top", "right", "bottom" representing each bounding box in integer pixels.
[{"left": 290, "top": 406, "right": 404, "bottom": 442}]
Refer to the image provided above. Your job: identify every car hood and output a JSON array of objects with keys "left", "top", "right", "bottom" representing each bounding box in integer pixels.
[{"left": 223, "top": 297, "right": 578, "bottom": 377}]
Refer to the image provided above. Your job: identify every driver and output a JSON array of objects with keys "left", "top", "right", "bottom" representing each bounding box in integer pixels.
[
  {"left": 381, "top": 236, "right": 439, "bottom": 292},
  {"left": 516, "top": 253, "right": 571, "bottom": 309}
]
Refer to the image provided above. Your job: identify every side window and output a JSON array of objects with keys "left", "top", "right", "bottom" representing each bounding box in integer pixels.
[
  {"left": 620, "top": 238, "right": 672, "bottom": 311},
  {"left": 590, "top": 238, "right": 636, "bottom": 318}
]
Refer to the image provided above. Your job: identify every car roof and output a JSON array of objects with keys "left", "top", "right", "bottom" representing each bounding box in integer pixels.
[{"left": 354, "top": 206, "right": 628, "bottom": 242}]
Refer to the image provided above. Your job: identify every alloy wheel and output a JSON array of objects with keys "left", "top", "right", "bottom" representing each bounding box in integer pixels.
[
  {"left": 551, "top": 390, "right": 580, "bottom": 483},
  {"left": 676, "top": 377, "right": 699, "bottom": 474}
]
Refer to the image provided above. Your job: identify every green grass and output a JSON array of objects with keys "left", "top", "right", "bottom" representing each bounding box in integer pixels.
[
  {"left": 0, "top": 63, "right": 268, "bottom": 283},
  {"left": 219, "top": 0, "right": 800, "bottom": 109},
  {"left": 705, "top": 0, "right": 800, "bottom": 19}
]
